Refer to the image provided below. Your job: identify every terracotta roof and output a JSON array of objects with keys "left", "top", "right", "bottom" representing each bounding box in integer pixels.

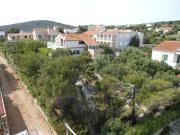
[
  {"left": 63, "top": 34, "right": 80, "bottom": 41},
  {"left": 20, "top": 32, "right": 32, "bottom": 36},
  {"left": 8, "top": 32, "right": 32, "bottom": 37},
  {"left": 153, "top": 41, "right": 180, "bottom": 52},
  {"left": 84, "top": 29, "right": 102, "bottom": 36},
  {"left": 80, "top": 34, "right": 97, "bottom": 45},
  {"left": 62, "top": 33, "right": 97, "bottom": 45},
  {"left": 8, "top": 33, "right": 20, "bottom": 37}
]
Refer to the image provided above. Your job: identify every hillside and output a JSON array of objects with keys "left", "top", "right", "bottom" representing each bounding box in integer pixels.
[{"left": 0, "top": 20, "right": 75, "bottom": 32}]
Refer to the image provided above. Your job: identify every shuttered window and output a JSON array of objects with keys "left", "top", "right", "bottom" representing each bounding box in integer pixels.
[{"left": 162, "top": 54, "right": 168, "bottom": 61}]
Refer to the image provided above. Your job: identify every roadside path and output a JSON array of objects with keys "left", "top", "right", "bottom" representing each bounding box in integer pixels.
[{"left": 0, "top": 55, "right": 54, "bottom": 135}]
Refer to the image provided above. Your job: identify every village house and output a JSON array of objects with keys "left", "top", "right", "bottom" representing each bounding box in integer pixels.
[
  {"left": 32, "top": 27, "right": 59, "bottom": 41},
  {"left": 93, "top": 29, "right": 144, "bottom": 49},
  {"left": 87, "top": 24, "right": 105, "bottom": 31},
  {"left": 47, "top": 33, "right": 103, "bottom": 58},
  {"left": 151, "top": 41, "right": 180, "bottom": 68},
  {"left": 7, "top": 31, "right": 32, "bottom": 41},
  {"left": 7, "top": 27, "right": 59, "bottom": 41},
  {"left": 160, "top": 25, "right": 172, "bottom": 34},
  {"left": 53, "top": 26, "right": 78, "bottom": 34},
  {"left": 0, "top": 31, "right": 5, "bottom": 37}
]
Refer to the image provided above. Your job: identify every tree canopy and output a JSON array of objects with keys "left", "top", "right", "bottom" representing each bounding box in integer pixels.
[
  {"left": 129, "top": 35, "right": 140, "bottom": 47},
  {"left": 2, "top": 39, "right": 180, "bottom": 135}
]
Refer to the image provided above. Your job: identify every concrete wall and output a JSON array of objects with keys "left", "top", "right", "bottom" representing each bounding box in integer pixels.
[
  {"left": 151, "top": 50, "right": 178, "bottom": 68},
  {"left": 88, "top": 48, "right": 103, "bottom": 59}
]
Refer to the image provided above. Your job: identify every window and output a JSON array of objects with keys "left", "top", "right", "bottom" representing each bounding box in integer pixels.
[
  {"left": 177, "top": 55, "right": 180, "bottom": 63},
  {"left": 79, "top": 40, "right": 85, "bottom": 44},
  {"left": 72, "top": 50, "right": 80, "bottom": 55},
  {"left": 61, "top": 39, "right": 64, "bottom": 45},
  {"left": 162, "top": 54, "right": 168, "bottom": 61},
  {"left": 76, "top": 50, "right": 80, "bottom": 54},
  {"left": 38, "top": 35, "right": 42, "bottom": 39}
]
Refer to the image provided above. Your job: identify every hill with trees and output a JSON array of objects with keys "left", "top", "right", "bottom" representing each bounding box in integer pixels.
[{"left": 0, "top": 20, "right": 75, "bottom": 32}]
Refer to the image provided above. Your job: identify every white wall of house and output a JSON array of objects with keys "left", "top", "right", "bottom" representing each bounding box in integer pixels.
[
  {"left": 55, "top": 34, "right": 65, "bottom": 46},
  {"left": 65, "top": 41, "right": 85, "bottom": 48},
  {"left": 151, "top": 50, "right": 179, "bottom": 68},
  {"left": 55, "top": 35, "right": 85, "bottom": 48},
  {"left": 7, "top": 35, "right": 19, "bottom": 41},
  {"left": 48, "top": 34, "right": 86, "bottom": 54},
  {"left": 95, "top": 31, "right": 143, "bottom": 49},
  {"left": 33, "top": 31, "right": 49, "bottom": 41},
  {"left": 115, "top": 32, "right": 133, "bottom": 49},
  {"left": 70, "top": 48, "right": 85, "bottom": 54},
  {"left": 96, "top": 34, "right": 113, "bottom": 45},
  {"left": 7, "top": 35, "right": 12, "bottom": 41},
  {"left": 88, "top": 48, "right": 103, "bottom": 59}
]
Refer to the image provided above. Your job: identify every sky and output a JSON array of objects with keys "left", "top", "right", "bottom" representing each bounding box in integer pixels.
[{"left": 0, "top": 0, "right": 180, "bottom": 26}]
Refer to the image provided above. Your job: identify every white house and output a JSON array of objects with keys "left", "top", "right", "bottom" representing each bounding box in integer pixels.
[
  {"left": 160, "top": 25, "right": 172, "bottom": 34},
  {"left": 88, "top": 25, "right": 105, "bottom": 31},
  {"left": 53, "top": 26, "right": 78, "bottom": 33},
  {"left": 94, "top": 29, "right": 144, "bottom": 49},
  {"left": 47, "top": 33, "right": 103, "bottom": 57},
  {"left": 32, "top": 28, "right": 59, "bottom": 41},
  {"left": 0, "top": 31, "right": 5, "bottom": 37},
  {"left": 151, "top": 41, "right": 180, "bottom": 68},
  {"left": 146, "top": 24, "right": 152, "bottom": 27}
]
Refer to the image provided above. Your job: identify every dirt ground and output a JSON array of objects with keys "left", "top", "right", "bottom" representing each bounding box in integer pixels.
[{"left": 0, "top": 55, "right": 55, "bottom": 135}]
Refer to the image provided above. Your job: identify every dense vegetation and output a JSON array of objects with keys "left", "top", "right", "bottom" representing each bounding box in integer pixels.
[{"left": 1, "top": 39, "right": 180, "bottom": 135}]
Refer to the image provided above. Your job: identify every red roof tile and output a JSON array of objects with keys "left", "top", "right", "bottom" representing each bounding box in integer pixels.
[
  {"left": 153, "top": 41, "right": 180, "bottom": 52},
  {"left": 8, "top": 33, "right": 20, "bottom": 37},
  {"left": 84, "top": 29, "right": 101, "bottom": 36},
  {"left": 20, "top": 32, "right": 32, "bottom": 36},
  {"left": 62, "top": 33, "right": 97, "bottom": 45}
]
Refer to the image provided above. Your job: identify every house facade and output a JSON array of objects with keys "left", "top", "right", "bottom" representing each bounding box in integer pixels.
[
  {"left": 151, "top": 41, "right": 180, "bottom": 68},
  {"left": 7, "top": 32, "right": 32, "bottom": 41},
  {"left": 94, "top": 29, "right": 144, "bottom": 49},
  {"left": 160, "top": 25, "right": 172, "bottom": 34},
  {"left": 32, "top": 28, "right": 59, "bottom": 41},
  {"left": 88, "top": 25, "right": 105, "bottom": 31},
  {"left": 0, "top": 31, "right": 5, "bottom": 37},
  {"left": 47, "top": 33, "right": 103, "bottom": 57}
]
